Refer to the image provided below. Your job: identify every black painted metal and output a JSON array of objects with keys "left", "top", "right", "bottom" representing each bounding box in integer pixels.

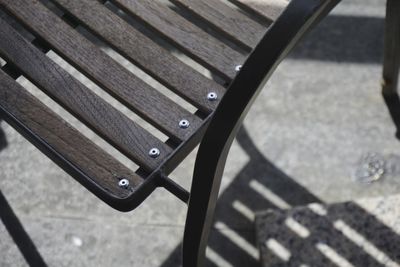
[
  {"left": 182, "top": 0, "right": 340, "bottom": 266},
  {"left": 160, "top": 175, "right": 190, "bottom": 203},
  {"left": 382, "top": 0, "right": 400, "bottom": 95}
]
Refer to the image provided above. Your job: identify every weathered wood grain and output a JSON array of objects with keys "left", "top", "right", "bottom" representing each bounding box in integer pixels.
[
  {"left": 49, "top": 0, "right": 226, "bottom": 113},
  {"left": 228, "top": 0, "right": 288, "bottom": 22},
  {"left": 111, "top": 0, "right": 245, "bottom": 79},
  {"left": 0, "top": 69, "right": 143, "bottom": 197},
  {"left": 0, "top": 17, "right": 172, "bottom": 171},
  {"left": 0, "top": 0, "right": 203, "bottom": 142},
  {"left": 171, "top": 0, "right": 268, "bottom": 50}
]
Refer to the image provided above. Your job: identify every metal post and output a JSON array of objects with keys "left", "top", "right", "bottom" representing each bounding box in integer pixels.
[{"left": 382, "top": 0, "right": 400, "bottom": 95}]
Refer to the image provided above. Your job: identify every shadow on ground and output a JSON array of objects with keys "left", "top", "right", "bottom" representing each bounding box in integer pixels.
[
  {"left": 0, "top": 121, "right": 48, "bottom": 267},
  {"left": 159, "top": 10, "right": 400, "bottom": 267},
  {"left": 289, "top": 15, "right": 384, "bottom": 63},
  {"left": 161, "top": 127, "right": 400, "bottom": 267},
  {"left": 0, "top": 120, "right": 7, "bottom": 151},
  {"left": 256, "top": 202, "right": 400, "bottom": 266},
  {"left": 0, "top": 191, "right": 48, "bottom": 267}
]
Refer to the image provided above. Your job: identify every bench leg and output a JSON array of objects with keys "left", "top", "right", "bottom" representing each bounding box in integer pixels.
[
  {"left": 182, "top": 141, "right": 232, "bottom": 267},
  {"left": 382, "top": 0, "right": 400, "bottom": 95}
]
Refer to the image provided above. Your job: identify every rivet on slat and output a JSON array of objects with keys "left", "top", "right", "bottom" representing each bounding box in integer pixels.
[
  {"left": 179, "top": 119, "right": 190, "bottom": 129},
  {"left": 207, "top": 92, "right": 218, "bottom": 101},
  {"left": 235, "top": 65, "right": 242, "bottom": 72},
  {"left": 149, "top": 148, "right": 160, "bottom": 158},
  {"left": 118, "top": 178, "right": 130, "bottom": 189}
]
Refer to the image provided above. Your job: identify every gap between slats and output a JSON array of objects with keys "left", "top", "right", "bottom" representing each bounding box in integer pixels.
[
  {"left": 0, "top": 17, "right": 172, "bottom": 171},
  {"left": 0, "top": 6, "right": 222, "bottom": 191},
  {"left": 108, "top": 0, "right": 246, "bottom": 80},
  {"left": 15, "top": 74, "right": 141, "bottom": 175},
  {"left": 45, "top": 0, "right": 228, "bottom": 113},
  {"left": 166, "top": 0, "right": 252, "bottom": 52},
  {"left": 0, "top": 0, "right": 204, "bottom": 144},
  {"left": 227, "top": 0, "right": 288, "bottom": 23},
  {"left": 1, "top": 53, "right": 157, "bottom": 185},
  {"left": 46, "top": 50, "right": 170, "bottom": 144},
  {"left": 75, "top": 26, "right": 198, "bottom": 115},
  {"left": 0, "top": 67, "right": 144, "bottom": 197},
  {"left": 103, "top": 0, "right": 228, "bottom": 88},
  {"left": 170, "top": 0, "right": 269, "bottom": 50}
]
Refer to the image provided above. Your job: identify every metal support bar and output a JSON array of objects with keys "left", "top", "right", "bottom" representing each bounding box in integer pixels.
[
  {"left": 160, "top": 175, "right": 190, "bottom": 203},
  {"left": 382, "top": 0, "right": 400, "bottom": 95}
]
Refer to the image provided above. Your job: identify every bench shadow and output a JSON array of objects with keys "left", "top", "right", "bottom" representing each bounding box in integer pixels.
[
  {"left": 0, "top": 119, "right": 7, "bottom": 151},
  {"left": 288, "top": 15, "right": 384, "bottom": 63},
  {"left": 0, "top": 190, "right": 48, "bottom": 267},
  {"left": 0, "top": 121, "right": 47, "bottom": 267},
  {"left": 160, "top": 127, "right": 400, "bottom": 267},
  {"left": 256, "top": 202, "right": 400, "bottom": 266},
  {"left": 159, "top": 10, "right": 400, "bottom": 267}
]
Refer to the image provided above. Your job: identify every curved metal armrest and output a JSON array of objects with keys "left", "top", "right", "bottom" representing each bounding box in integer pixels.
[
  {"left": 195, "top": 0, "right": 341, "bottom": 190},
  {"left": 183, "top": 0, "right": 340, "bottom": 266}
]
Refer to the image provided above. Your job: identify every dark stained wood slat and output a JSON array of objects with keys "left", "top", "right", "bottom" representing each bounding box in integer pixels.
[
  {"left": 111, "top": 0, "right": 245, "bottom": 80},
  {"left": 0, "top": 0, "right": 202, "bottom": 142},
  {"left": 0, "top": 69, "right": 143, "bottom": 197},
  {"left": 0, "top": 17, "right": 172, "bottom": 171},
  {"left": 228, "top": 0, "right": 288, "bottom": 22},
  {"left": 48, "top": 0, "right": 225, "bottom": 113},
  {"left": 171, "top": 0, "right": 268, "bottom": 50}
]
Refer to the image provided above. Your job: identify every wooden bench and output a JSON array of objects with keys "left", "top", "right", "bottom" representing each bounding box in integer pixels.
[{"left": 0, "top": 0, "right": 398, "bottom": 266}]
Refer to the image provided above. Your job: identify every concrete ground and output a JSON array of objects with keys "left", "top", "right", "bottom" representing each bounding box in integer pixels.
[{"left": 1, "top": 0, "right": 400, "bottom": 266}]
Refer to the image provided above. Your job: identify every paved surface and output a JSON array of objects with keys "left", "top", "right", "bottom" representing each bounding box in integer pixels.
[
  {"left": 1, "top": 0, "right": 400, "bottom": 266},
  {"left": 256, "top": 198, "right": 400, "bottom": 267}
]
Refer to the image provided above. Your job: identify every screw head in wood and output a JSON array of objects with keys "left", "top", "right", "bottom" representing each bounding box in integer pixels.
[
  {"left": 235, "top": 65, "right": 242, "bottom": 72},
  {"left": 149, "top": 148, "right": 160, "bottom": 158},
  {"left": 118, "top": 178, "right": 130, "bottom": 188},
  {"left": 179, "top": 119, "right": 190, "bottom": 129},
  {"left": 207, "top": 92, "right": 218, "bottom": 101}
]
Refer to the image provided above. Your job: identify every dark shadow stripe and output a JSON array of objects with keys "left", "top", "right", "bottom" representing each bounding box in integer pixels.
[
  {"left": 328, "top": 202, "right": 400, "bottom": 262},
  {"left": 0, "top": 191, "right": 48, "bottom": 267},
  {"left": 289, "top": 15, "right": 384, "bottom": 63},
  {"left": 0, "top": 119, "right": 7, "bottom": 151}
]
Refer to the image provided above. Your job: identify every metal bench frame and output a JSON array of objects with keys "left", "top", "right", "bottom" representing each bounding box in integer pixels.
[{"left": 0, "top": 0, "right": 399, "bottom": 266}]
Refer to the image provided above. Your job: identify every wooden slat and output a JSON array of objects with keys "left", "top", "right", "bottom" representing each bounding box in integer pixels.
[
  {"left": 111, "top": 0, "right": 245, "bottom": 80},
  {"left": 0, "top": 69, "right": 143, "bottom": 197},
  {"left": 228, "top": 0, "right": 288, "bottom": 22},
  {"left": 0, "top": 17, "right": 172, "bottom": 171},
  {"left": 0, "top": 0, "right": 203, "bottom": 142},
  {"left": 171, "top": 0, "right": 268, "bottom": 50},
  {"left": 48, "top": 0, "right": 225, "bottom": 113}
]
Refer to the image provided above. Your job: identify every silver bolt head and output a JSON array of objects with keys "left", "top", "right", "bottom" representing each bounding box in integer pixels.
[
  {"left": 118, "top": 178, "right": 130, "bottom": 188},
  {"left": 149, "top": 148, "right": 160, "bottom": 158},
  {"left": 235, "top": 65, "right": 242, "bottom": 72},
  {"left": 179, "top": 119, "right": 190, "bottom": 129},
  {"left": 207, "top": 92, "right": 218, "bottom": 101}
]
